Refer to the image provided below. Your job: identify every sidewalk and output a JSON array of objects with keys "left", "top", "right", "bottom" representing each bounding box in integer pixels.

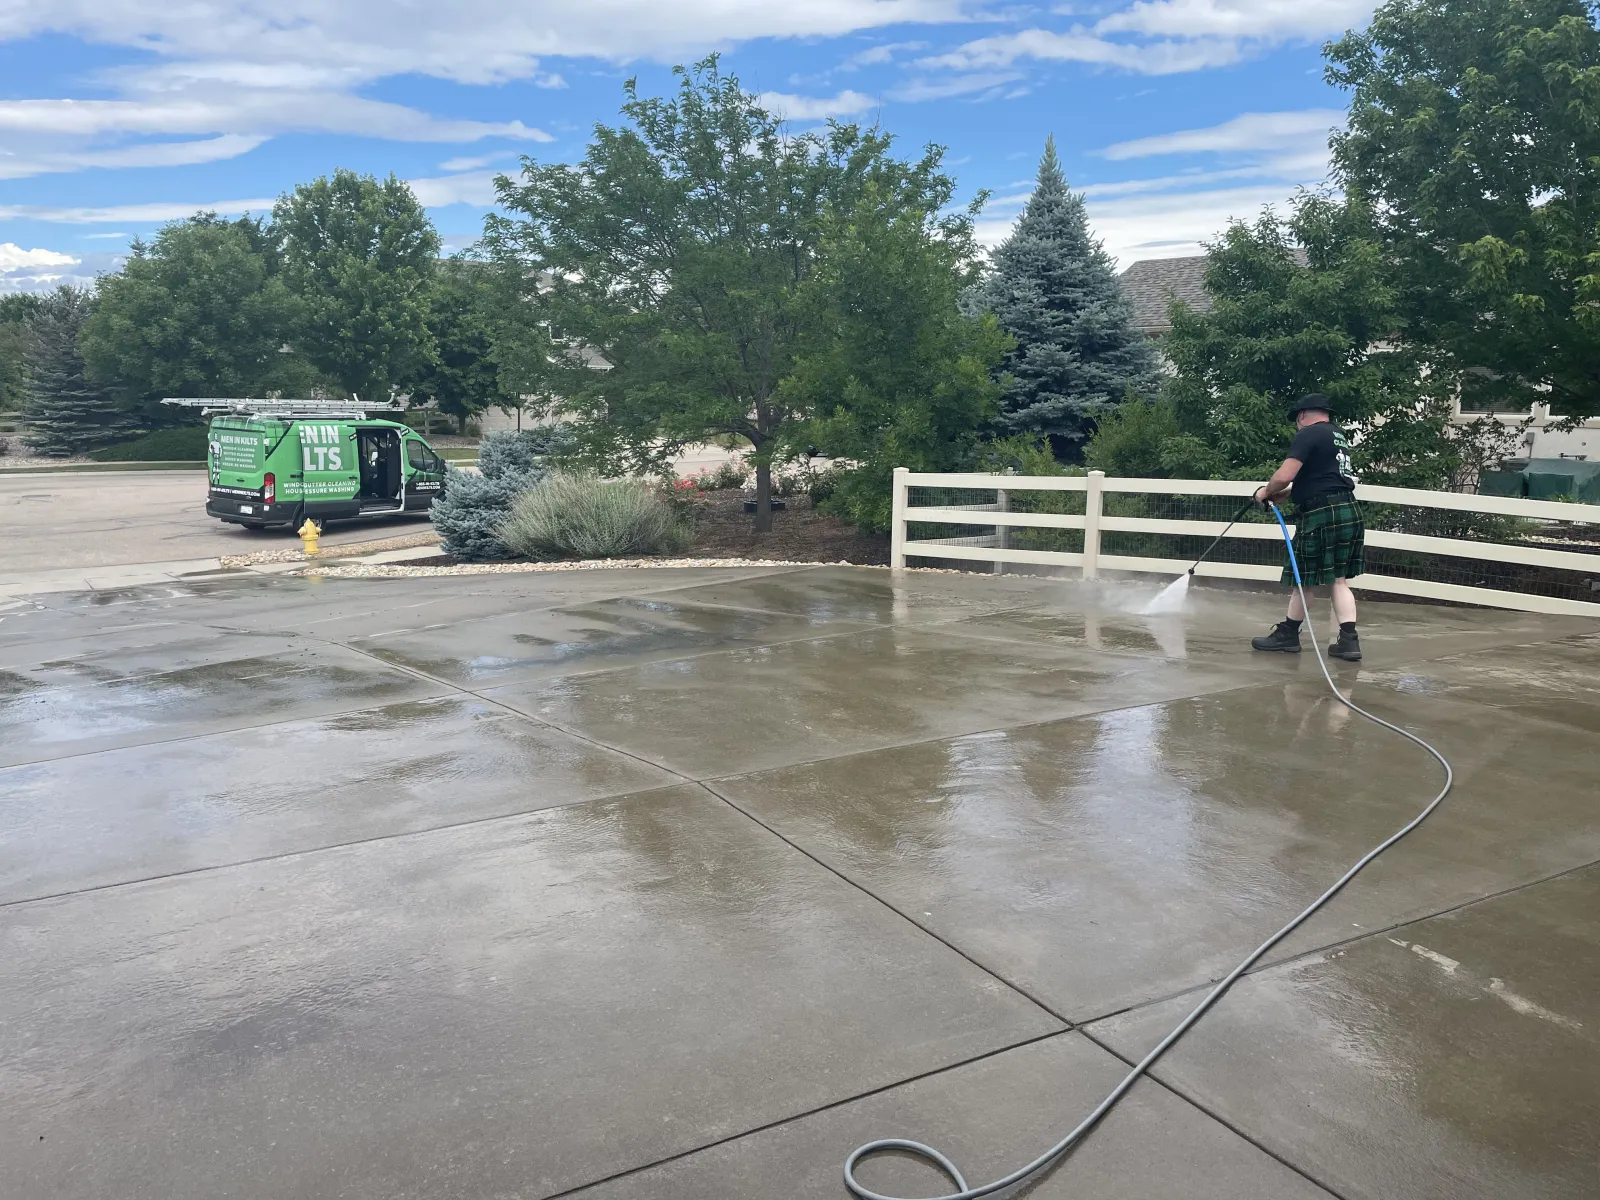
[{"left": 0, "top": 543, "right": 442, "bottom": 599}]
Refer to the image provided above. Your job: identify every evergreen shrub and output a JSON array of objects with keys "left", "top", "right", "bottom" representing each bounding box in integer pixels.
[
  {"left": 430, "top": 470, "right": 534, "bottom": 561},
  {"left": 90, "top": 426, "right": 208, "bottom": 461}
]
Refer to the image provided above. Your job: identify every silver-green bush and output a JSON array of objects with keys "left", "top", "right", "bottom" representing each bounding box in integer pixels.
[{"left": 498, "top": 472, "right": 692, "bottom": 560}]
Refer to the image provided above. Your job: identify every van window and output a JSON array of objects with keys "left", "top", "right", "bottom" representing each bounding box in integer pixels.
[{"left": 406, "top": 440, "right": 433, "bottom": 471}]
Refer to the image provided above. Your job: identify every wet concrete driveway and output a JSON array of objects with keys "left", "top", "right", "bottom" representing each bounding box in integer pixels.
[{"left": 2, "top": 565, "right": 1597, "bottom": 1199}]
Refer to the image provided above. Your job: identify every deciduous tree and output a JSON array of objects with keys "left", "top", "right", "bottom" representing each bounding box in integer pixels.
[
  {"left": 80, "top": 214, "right": 312, "bottom": 425},
  {"left": 404, "top": 259, "right": 515, "bottom": 433},
  {"left": 481, "top": 57, "right": 989, "bottom": 531},
  {"left": 275, "top": 170, "right": 439, "bottom": 402},
  {"left": 1329, "top": 0, "right": 1600, "bottom": 415}
]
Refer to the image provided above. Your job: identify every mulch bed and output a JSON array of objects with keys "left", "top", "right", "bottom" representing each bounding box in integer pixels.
[{"left": 687, "top": 490, "right": 889, "bottom": 565}]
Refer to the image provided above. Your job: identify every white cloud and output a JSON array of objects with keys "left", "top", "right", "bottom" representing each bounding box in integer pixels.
[
  {"left": 977, "top": 182, "right": 1299, "bottom": 266},
  {"left": 2, "top": 1, "right": 960, "bottom": 187},
  {"left": 0, "top": 242, "right": 98, "bottom": 292},
  {"left": 888, "top": 71, "right": 1023, "bottom": 101},
  {"left": 438, "top": 153, "right": 513, "bottom": 173},
  {"left": 2, "top": 0, "right": 965, "bottom": 87},
  {"left": 925, "top": 0, "right": 1370, "bottom": 77},
  {"left": 920, "top": 29, "right": 1245, "bottom": 74},
  {"left": 0, "top": 199, "right": 277, "bottom": 224},
  {"left": 0, "top": 243, "right": 78, "bottom": 272},
  {"left": 0, "top": 161, "right": 515, "bottom": 227},
  {"left": 758, "top": 90, "right": 879, "bottom": 120},
  {"left": 842, "top": 40, "right": 930, "bottom": 69},
  {"left": 405, "top": 170, "right": 505, "bottom": 208},
  {"left": 1100, "top": 109, "right": 1343, "bottom": 159},
  {"left": 0, "top": 95, "right": 550, "bottom": 143},
  {"left": 1095, "top": 0, "right": 1371, "bottom": 40},
  {"left": 0, "top": 134, "right": 267, "bottom": 181},
  {"left": 978, "top": 106, "right": 1340, "bottom": 268}
]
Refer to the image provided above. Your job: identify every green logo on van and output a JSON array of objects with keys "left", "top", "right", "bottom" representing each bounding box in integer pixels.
[{"left": 300, "top": 424, "right": 346, "bottom": 472}]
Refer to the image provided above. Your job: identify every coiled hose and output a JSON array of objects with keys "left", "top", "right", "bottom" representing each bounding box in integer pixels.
[{"left": 844, "top": 501, "right": 1455, "bottom": 1200}]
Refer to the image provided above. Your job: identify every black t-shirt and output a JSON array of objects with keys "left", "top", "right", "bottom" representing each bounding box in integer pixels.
[{"left": 1287, "top": 421, "right": 1355, "bottom": 508}]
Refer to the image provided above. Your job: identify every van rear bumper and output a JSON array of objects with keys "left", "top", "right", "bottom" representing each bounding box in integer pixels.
[{"left": 207, "top": 497, "right": 296, "bottom": 526}]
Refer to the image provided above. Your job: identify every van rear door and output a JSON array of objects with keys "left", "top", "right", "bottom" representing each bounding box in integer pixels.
[{"left": 209, "top": 419, "right": 267, "bottom": 490}]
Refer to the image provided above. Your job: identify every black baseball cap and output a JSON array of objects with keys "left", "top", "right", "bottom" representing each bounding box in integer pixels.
[{"left": 1287, "top": 393, "right": 1331, "bottom": 416}]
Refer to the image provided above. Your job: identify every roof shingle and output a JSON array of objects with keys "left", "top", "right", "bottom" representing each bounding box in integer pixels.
[{"left": 1118, "top": 255, "right": 1211, "bottom": 335}]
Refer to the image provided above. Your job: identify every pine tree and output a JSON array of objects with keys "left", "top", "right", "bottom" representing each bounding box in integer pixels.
[
  {"left": 964, "top": 137, "right": 1159, "bottom": 457},
  {"left": 23, "top": 287, "right": 137, "bottom": 456}
]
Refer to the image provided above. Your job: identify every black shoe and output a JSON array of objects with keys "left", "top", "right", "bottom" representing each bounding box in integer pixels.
[
  {"left": 1328, "top": 626, "right": 1362, "bottom": 661},
  {"left": 1251, "top": 621, "right": 1303, "bottom": 653}
]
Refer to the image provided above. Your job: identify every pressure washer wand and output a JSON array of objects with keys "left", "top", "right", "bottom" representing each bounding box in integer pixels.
[{"left": 1185, "top": 498, "right": 1257, "bottom": 576}]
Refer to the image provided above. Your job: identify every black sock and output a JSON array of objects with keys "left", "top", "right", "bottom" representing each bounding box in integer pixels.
[
  {"left": 1283, "top": 617, "right": 1303, "bottom": 631},
  {"left": 1340, "top": 621, "right": 1357, "bottom": 635}
]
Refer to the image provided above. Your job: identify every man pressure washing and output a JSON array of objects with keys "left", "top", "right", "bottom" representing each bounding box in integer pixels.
[{"left": 1250, "top": 394, "right": 1364, "bottom": 661}]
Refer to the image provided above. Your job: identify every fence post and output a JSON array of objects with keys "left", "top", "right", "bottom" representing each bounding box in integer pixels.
[
  {"left": 994, "top": 488, "right": 1009, "bottom": 575},
  {"left": 1082, "top": 470, "right": 1105, "bottom": 580},
  {"left": 890, "top": 467, "right": 909, "bottom": 569}
]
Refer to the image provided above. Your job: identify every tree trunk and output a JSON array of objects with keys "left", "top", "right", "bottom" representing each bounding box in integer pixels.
[{"left": 753, "top": 458, "right": 773, "bottom": 533}]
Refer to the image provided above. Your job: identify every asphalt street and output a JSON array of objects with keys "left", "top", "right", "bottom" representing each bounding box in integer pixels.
[{"left": 1, "top": 470, "right": 432, "bottom": 575}]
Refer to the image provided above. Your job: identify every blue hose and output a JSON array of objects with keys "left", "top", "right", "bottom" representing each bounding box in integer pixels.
[{"left": 843, "top": 502, "right": 1454, "bottom": 1200}]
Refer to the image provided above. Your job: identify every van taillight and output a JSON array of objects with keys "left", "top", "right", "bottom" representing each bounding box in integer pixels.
[{"left": 263, "top": 472, "right": 275, "bottom": 504}]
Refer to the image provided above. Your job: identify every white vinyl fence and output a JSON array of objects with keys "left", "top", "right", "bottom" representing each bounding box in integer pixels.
[{"left": 890, "top": 468, "right": 1600, "bottom": 618}]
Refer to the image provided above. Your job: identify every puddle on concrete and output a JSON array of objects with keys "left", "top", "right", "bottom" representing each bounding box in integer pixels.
[
  {"left": 356, "top": 597, "right": 849, "bottom": 686},
  {"left": 0, "top": 651, "right": 437, "bottom": 763},
  {"left": 0, "top": 695, "right": 679, "bottom": 902}
]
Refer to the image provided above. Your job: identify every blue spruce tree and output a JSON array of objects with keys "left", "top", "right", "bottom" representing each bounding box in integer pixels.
[{"left": 964, "top": 137, "right": 1159, "bottom": 457}]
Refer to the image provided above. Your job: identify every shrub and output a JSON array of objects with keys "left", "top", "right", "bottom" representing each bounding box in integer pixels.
[
  {"left": 476, "top": 427, "right": 571, "bottom": 479},
  {"left": 499, "top": 472, "right": 693, "bottom": 560},
  {"left": 1084, "top": 398, "right": 1183, "bottom": 479},
  {"left": 432, "top": 429, "right": 558, "bottom": 560},
  {"left": 804, "top": 464, "right": 840, "bottom": 504},
  {"left": 89, "top": 425, "right": 208, "bottom": 461},
  {"left": 430, "top": 469, "right": 535, "bottom": 561},
  {"left": 698, "top": 457, "right": 749, "bottom": 490},
  {"left": 821, "top": 463, "right": 894, "bottom": 533},
  {"left": 658, "top": 476, "right": 709, "bottom": 518}
]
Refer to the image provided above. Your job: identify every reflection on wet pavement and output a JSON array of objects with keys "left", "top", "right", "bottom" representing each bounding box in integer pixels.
[
  {"left": 0, "top": 648, "right": 442, "bottom": 764},
  {"left": 1, "top": 786, "right": 1058, "bottom": 1200},
  {"left": 715, "top": 684, "right": 1600, "bottom": 1017},
  {"left": 1, "top": 565, "right": 1596, "bottom": 1200},
  {"left": 356, "top": 596, "right": 867, "bottom": 686},
  {"left": 487, "top": 624, "right": 1251, "bottom": 777},
  {"left": 1088, "top": 865, "right": 1600, "bottom": 1200},
  {"left": 0, "top": 695, "right": 679, "bottom": 901}
]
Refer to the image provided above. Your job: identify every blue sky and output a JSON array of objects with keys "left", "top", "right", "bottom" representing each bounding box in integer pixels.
[{"left": 0, "top": 0, "right": 1373, "bottom": 292}]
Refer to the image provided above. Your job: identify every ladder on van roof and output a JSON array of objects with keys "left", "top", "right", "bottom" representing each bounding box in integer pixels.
[{"left": 161, "top": 397, "right": 407, "bottom": 419}]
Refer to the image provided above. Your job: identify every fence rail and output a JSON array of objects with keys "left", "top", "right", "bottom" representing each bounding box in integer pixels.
[{"left": 890, "top": 468, "right": 1600, "bottom": 618}]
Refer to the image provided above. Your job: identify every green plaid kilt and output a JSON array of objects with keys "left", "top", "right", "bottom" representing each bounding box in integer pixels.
[{"left": 1285, "top": 497, "right": 1366, "bottom": 586}]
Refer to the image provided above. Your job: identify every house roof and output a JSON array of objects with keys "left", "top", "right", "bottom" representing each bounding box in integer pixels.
[{"left": 1118, "top": 255, "right": 1211, "bottom": 335}]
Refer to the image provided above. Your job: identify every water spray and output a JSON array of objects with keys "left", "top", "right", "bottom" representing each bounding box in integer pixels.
[
  {"left": 842, "top": 501, "right": 1455, "bottom": 1200},
  {"left": 1142, "top": 498, "right": 1257, "bottom": 614}
]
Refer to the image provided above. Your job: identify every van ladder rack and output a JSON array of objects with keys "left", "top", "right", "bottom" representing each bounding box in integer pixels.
[{"left": 162, "top": 397, "right": 406, "bottom": 419}]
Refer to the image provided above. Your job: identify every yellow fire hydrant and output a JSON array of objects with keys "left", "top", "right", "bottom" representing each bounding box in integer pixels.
[{"left": 297, "top": 518, "right": 322, "bottom": 556}]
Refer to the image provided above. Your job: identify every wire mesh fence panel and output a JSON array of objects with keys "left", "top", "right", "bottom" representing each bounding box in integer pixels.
[
  {"left": 905, "top": 481, "right": 1087, "bottom": 553},
  {"left": 1363, "top": 502, "right": 1600, "bottom": 604}
]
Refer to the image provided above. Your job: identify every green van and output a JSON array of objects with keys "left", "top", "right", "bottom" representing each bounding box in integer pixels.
[{"left": 164, "top": 398, "right": 448, "bottom": 530}]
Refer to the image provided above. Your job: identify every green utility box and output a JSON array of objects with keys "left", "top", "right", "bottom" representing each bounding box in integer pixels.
[
  {"left": 1485, "top": 458, "right": 1600, "bottom": 503},
  {"left": 163, "top": 398, "right": 448, "bottom": 530}
]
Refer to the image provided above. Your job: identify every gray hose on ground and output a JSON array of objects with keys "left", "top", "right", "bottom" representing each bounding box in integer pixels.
[{"left": 843, "top": 500, "right": 1455, "bottom": 1200}]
